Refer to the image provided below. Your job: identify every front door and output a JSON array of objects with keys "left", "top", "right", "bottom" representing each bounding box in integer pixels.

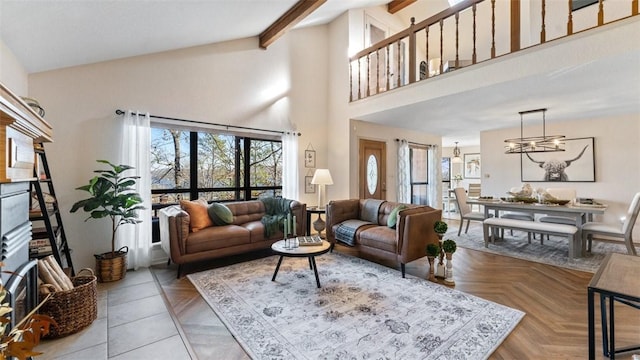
[{"left": 359, "top": 139, "right": 386, "bottom": 200}]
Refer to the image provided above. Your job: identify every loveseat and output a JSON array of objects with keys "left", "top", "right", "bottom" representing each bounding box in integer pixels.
[
  {"left": 326, "top": 199, "right": 441, "bottom": 277},
  {"left": 159, "top": 198, "right": 306, "bottom": 277}
]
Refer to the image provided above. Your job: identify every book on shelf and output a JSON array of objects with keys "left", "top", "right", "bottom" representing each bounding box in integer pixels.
[{"left": 297, "top": 235, "right": 323, "bottom": 246}]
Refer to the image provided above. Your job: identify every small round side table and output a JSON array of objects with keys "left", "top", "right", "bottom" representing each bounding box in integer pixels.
[{"left": 306, "top": 207, "right": 326, "bottom": 238}]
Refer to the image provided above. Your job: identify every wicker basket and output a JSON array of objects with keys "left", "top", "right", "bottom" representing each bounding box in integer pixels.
[
  {"left": 95, "top": 246, "right": 128, "bottom": 282},
  {"left": 39, "top": 268, "right": 97, "bottom": 338}
]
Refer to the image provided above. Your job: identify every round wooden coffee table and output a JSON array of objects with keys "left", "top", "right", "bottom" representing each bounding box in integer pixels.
[{"left": 271, "top": 239, "right": 331, "bottom": 288}]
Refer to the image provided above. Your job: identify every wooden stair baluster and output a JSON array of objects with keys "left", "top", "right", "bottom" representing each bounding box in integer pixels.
[
  {"left": 376, "top": 49, "right": 380, "bottom": 94},
  {"left": 541, "top": 0, "right": 546, "bottom": 43},
  {"left": 473, "top": 3, "right": 477, "bottom": 64},
  {"left": 425, "top": 26, "right": 430, "bottom": 78},
  {"left": 491, "top": 0, "right": 496, "bottom": 58},
  {"left": 366, "top": 53, "right": 370, "bottom": 97},
  {"left": 455, "top": 11, "right": 460, "bottom": 69},
  {"left": 598, "top": 0, "right": 604, "bottom": 25},
  {"left": 386, "top": 45, "right": 390, "bottom": 91},
  {"left": 439, "top": 19, "right": 444, "bottom": 74},
  {"left": 567, "top": 0, "right": 573, "bottom": 35},
  {"left": 357, "top": 57, "right": 362, "bottom": 100}
]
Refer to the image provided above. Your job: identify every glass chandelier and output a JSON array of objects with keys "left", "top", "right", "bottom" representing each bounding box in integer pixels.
[
  {"left": 504, "top": 108, "right": 565, "bottom": 154},
  {"left": 452, "top": 142, "right": 463, "bottom": 163}
]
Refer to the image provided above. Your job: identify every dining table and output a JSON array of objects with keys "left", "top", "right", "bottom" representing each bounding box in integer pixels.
[{"left": 466, "top": 198, "right": 607, "bottom": 255}]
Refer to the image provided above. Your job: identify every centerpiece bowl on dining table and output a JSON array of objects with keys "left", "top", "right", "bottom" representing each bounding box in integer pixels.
[
  {"left": 501, "top": 196, "right": 537, "bottom": 203},
  {"left": 544, "top": 199, "right": 571, "bottom": 205}
]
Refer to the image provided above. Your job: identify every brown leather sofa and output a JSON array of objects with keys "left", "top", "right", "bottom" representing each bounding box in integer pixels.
[
  {"left": 159, "top": 199, "right": 306, "bottom": 277},
  {"left": 326, "top": 199, "right": 441, "bottom": 277}
]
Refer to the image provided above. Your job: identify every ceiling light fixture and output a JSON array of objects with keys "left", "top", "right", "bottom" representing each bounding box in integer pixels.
[
  {"left": 504, "top": 108, "right": 565, "bottom": 154},
  {"left": 452, "top": 142, "right": 463, "bottom": 163}
]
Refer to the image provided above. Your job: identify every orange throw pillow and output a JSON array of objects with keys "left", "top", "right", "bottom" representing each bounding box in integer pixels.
[{"left": 180, "top": 199, "right": 213, "bottom": 232}]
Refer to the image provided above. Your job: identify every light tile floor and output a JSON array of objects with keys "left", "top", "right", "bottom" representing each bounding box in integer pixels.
[{"left": 36, "top": 268, "right": 192, "bottom": 360}]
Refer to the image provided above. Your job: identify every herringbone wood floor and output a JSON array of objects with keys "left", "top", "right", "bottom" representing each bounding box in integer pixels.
[{"left": 152, "top": 220, "right": 640, "bottom": 359}]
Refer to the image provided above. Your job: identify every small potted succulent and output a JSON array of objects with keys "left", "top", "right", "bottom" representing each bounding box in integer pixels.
[{"left": 425, "top": 243, "right": 440, "bottom": 282}]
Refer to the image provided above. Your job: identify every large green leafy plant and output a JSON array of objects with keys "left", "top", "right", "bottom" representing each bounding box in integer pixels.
[{"left": 70, "top": 160, "right": 145, "bottom": 256}]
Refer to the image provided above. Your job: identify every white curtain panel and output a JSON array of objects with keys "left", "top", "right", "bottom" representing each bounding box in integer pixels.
[
  {"left": 118, "top": 111, "right": 152, "bottom": 269},
  {"left": 282, "top": 132, "right": 299, "bottom": 199},
  {"left": 428, "top": 145, "right": 440, "bottom": 208},
  {"left": 397, "top": 140, "right": 411, "bottom": 203}
]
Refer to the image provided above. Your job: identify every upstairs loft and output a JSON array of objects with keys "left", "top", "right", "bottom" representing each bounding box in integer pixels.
[{"left": 347, "top": 0, "right": 640, "bottom": 138}]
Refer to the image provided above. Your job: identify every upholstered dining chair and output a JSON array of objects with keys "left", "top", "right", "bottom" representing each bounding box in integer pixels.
[
  {"left": 581, "top": 192, "right": 640, "bottom": 256},
  {"left": 454, "top": 187, "right": 491, "bottom": 236},
  {"left": 467, "top": 183, "right": 482, "bottom": 211}
]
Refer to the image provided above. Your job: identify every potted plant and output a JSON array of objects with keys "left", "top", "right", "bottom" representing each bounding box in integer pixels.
[
  {"left": 441, "top": 239, "right": 457, "bottom": 285},
  {"left": 434, "top": 220, "right": 448, "bottom": 240},
  {"left": 70, "top": 160, "right": 145, "bottom": 282},
  {"left": 425, "top": 243, "right": 440, "bottom": 282}
]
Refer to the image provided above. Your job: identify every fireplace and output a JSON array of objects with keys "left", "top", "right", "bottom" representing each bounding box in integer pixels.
[
  {"left": 1, "top": 183, "right": 36, "bottom": 331},
  {"left": 4, "top": 260, "right": 38, "bottom": 330}
]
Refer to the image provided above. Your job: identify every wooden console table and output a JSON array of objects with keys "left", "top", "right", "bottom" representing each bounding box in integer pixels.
[{"left": 588, "top": 253, "right": 640, "bottom": 359}]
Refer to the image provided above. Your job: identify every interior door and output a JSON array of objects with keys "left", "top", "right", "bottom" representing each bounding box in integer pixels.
[{"left": 359, "top": 139, "right": 386, "bottom": 200}]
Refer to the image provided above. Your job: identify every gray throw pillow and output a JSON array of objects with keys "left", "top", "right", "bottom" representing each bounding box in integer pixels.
[{"left": 208, "top": 202, "right": 233, "bottom": 226}]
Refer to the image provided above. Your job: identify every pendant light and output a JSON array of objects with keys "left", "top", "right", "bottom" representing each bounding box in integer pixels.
[
  {"left": 451, "top": 142, "right": 463, "bottom": 163},
  {"left": 504, "top": 108, "right": 565, "bottom": 154}
]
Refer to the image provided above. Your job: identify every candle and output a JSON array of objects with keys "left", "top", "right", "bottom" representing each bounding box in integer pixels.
[
  {"left": 293, "top": 216, "right": 297, "bottom": 236},
  {"left": 284, "top": 220, "right": 288, "bottom": 238}
]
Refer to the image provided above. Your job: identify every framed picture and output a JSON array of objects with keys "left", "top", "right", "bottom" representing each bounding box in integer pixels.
[
  {"left": 441, "top": 157, "right": 451, "bottom": 182},
  {"left": 521, "top": 137, "right": 595, "bottom": 182},
  {"left": 464, "top": 153, "right": 481, "bottom": 179},
  {"left": 305, "top": 150, "right": 316, "bottom": 168},
  {"left": 305, "top": 176, "right": 316, "bottom": 193}
]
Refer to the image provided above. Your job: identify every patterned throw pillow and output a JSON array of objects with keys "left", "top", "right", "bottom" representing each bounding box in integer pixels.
[
  {"left": 208, "top": 202, "right": 233, "bottom": 226},
  {"left": 387, "top": 205, "right": 407, "bottom": 229},
  {"left": 180, "top": 199, "right": 213, "bottom": 232}
]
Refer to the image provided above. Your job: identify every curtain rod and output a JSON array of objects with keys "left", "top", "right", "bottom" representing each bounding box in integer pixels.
[
  {"left": 394, "top": 138, "right": 434, "bottom": 147},
  {"left": 115, "top": 109, "right": 301, "bottom": 136}
]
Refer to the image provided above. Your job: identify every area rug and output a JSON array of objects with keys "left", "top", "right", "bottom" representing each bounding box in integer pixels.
[
  {"left": 188, "top": 252, "right": 524, "bottom": 360},
  {"left": 448, "top": 223, "right": 633, "bottom": 273}
]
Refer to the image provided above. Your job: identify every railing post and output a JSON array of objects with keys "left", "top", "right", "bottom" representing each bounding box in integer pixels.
[
  {"left": 409, "top": 17, "right": 416, "bottom": 84},
  {"left": 425, "top": 26, "right": 430, "bottom": 78},
  {"left": 491, "top": 0, "right": 496, "bottom": 58},
  {"left": 541, "top": 0, "right": 546, "bottom": 43},
  {"left": 366, "top": 53, "right": 371, "bottom": 97},
  {"left": 567, "top": 0, "right": 573, "bottom": 35},
  {"left": 598, "top": 0, "right": 604, "bottom": 25},
  {"left": 349, "top": 60, "right": 353, "bottom": 102},
  {"left": 455, "top": 11, "right": 460, "bottom": 69},
  {"left": 633, "top": 0, "right": 639, "bottom": 15},
  {"left": 439, "top": 19, "right": 444, "bottom": 74},
  {"left": 511, "top": 0, "right": 521, "bottom": 52},
  {"left": 472, "top": 3, "right": 477, "bottom": 64}
]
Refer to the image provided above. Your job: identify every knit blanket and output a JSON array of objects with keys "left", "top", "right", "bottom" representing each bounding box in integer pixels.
[
  {"left": 260, "top": 197, "right": 292, "bottom": 238},
  {"left": 335, "top": 219, "right": 373, "bottom": 246},
  {"left": 361, "top": 199, "right": 385, "bottom": 223}
]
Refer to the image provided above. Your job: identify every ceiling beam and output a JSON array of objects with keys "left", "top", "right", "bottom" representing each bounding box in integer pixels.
[
  {"left": 387, "top": 0, "right": 417, "bottom": 14},
  {"left": 259, "top": 0, "right": 327, "bottom": 49}
]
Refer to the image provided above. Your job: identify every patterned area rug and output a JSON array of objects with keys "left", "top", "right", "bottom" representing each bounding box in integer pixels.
[
  {"left": 188, "top": 252, "right": 524, "bottom": 360},
  {"left": 449, "top": 223, "right": 633, "bottom": 273}
]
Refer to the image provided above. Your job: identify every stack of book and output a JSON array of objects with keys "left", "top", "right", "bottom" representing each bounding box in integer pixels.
[{"left": 297, "top": 235, "right": 323, "bottom": 246}]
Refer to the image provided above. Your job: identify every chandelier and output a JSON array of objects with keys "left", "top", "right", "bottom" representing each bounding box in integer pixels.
[
  {"left": 504, "top": 108, "right": 565, "bottom": 154},
  {"left": 452, "top": 142, "right": 463, "bottom": 163}
]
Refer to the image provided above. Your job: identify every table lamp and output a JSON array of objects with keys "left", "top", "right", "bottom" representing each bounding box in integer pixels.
[{"left": 311, "top": 169, "right": 333, "bottom": 210}]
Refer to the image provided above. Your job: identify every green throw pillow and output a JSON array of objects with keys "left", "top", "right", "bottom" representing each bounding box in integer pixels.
[
  {"left": 207, "top": 202, "right": 233, "bottom": 226},
  {"left": 387, "top": 205, "right": 407, "bottom": 229}
]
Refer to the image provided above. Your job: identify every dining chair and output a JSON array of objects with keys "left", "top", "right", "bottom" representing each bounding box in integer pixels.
[
  {"left": 443, "top": 187, "right": 456, "bottom": 214},
  {"left": 454, "top": 187, "right": 491, "bottom": 236},
  {"left": 581, "top": 192, "right": 640, "bottom": 256},
  {"left": 539, "top": 188, "right": 578, "bottom": 240},
  {"left": 467, "top": 183, "right": 482, "bottom": 211}
]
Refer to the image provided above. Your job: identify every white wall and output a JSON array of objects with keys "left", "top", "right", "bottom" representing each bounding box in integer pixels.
[
  {"left": 0, "top": 38, "right": 28, "bottom": 96},
  {"left": 28, "top": 28, "right": 330, "bottom": 270},
  {"left": 481, "top": 114, "right": 640, "bottom": 233}
]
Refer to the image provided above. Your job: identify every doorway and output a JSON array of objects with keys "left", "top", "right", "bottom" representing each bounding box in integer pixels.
[{"left": 359, "top": 139, "right": 386, "bottom": 200}]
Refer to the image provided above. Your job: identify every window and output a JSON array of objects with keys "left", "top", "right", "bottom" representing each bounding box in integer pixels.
[
  {"left": 409, "top": 146, "right": 429, "bottom": 205},
  {"left": 151, "top": 126, "right": 282, "bottom": 206}
]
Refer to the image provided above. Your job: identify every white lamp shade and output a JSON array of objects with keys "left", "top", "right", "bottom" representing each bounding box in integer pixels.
[
  {"left": 311, "top": 169, "right": 333, "bottom": 185},
  {"left": 452, "top": 156, "right": 463, "bottom": 164}
]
